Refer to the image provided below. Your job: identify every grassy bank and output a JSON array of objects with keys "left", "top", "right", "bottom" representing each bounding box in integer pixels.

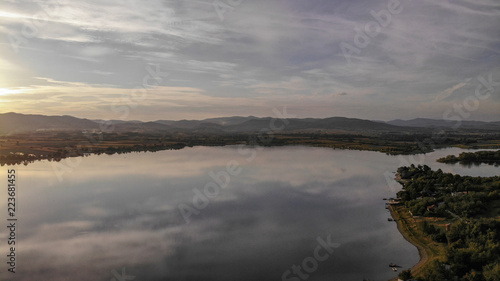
[{"left": 389, "top": 205, "right": 447, "bottom": 279}]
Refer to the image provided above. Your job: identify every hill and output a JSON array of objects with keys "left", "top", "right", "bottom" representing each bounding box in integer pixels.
[
  {"left": 0, "top": 112, "right": 99, "bottom": 135},
  {"left": 1, "top": 112, "right": 499, "bottom": 135},
  {"left": 387, "top": 118, "right": 500, "bottom": 130}
]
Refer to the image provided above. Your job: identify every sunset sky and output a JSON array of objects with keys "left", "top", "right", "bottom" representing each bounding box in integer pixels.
[{"left": 1, "top": 0, "right": 499, "bottom": 121}]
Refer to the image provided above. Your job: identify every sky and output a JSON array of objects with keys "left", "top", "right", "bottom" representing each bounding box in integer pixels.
[{"left": 0, "top": 0, "right": 499, "bottom": 121}]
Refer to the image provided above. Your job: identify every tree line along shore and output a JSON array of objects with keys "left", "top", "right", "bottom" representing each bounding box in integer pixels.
[
  {"left": 391, "top": 158, "right": 500, "bottom": 281},
  {"left": 437, "top": 150, "right": 500, "bottom": 166},
  {"left": 2, "top": 131, "right": 500, "bottom": 166}
]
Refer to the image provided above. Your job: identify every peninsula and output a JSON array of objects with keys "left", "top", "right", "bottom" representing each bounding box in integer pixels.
[{"left": 390, "top": 164, "right": 500, "bottom": 280}]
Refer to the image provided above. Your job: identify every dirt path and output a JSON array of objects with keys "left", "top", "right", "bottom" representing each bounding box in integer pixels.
[{"left": 388, "top": 206, "right": 430, "bottom": 280}]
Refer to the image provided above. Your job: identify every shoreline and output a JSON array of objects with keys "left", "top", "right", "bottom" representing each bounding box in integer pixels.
[
  {"left": 3, "top": 141, "right": 500, "bottom": 167},
  {"left": 2, "top": 131, "right": 500, "bottom": 166},
  {"left": 388, "top": 205, "right": 431, "bottom": 280}
]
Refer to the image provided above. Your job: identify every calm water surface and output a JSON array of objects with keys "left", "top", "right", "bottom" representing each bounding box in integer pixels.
[{"left": 1, "top": 147, "right": 498, "bottom": 281}]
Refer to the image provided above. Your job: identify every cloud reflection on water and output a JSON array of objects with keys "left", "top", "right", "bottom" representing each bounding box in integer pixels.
[{"left": 5, "top": 146, "right": 494, "bottom": 280}]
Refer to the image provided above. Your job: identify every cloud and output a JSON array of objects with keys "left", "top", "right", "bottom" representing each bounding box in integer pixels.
[
  {"left": 0, "top": 0, "right": 499, "bottom": 121},
  {"left": 434, "top": 79, "right": 472, "bottom": 102},
  {"left": 9, "top": 146, "right": 425, "bottom": 280}
]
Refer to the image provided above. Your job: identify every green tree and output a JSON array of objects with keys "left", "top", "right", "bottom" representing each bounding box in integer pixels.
[
  {"left": 483, "top": 263, "right": 500, "bottom": 281},
  {"left": 399, "top": 269, "right": 413, "bottom": 280}
]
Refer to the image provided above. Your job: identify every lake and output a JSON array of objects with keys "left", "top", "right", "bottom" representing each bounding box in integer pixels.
[{"left": 2, "top": 146, "right": 498, "bottom": 281}]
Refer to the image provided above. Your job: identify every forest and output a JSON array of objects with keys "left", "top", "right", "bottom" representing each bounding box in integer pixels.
[
  {"left": 437, "top": 150, "right": 500, "bottom": 166},
  {"left": 396, "top": 165, "right": 500, "bottom": 280}
]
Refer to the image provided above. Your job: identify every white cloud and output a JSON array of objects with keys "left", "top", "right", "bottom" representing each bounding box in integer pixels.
[
  {"left": 0, "top": 0, "right": 499, "bottom": 121},
  {"left": 434, "top": 79, "right": 472, "bottom": 102}
]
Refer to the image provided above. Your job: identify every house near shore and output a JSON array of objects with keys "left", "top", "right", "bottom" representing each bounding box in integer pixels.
[
  {"left": 388, "top": 198, "right": 401, "bottom": 205},
  {"left": 451, "top": 191, "right": 469, "bottom": 196}
]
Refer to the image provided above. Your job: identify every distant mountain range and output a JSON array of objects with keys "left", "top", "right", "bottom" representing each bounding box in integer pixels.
[
  {"left": 386, "top": 118, "right": 500, "bottom": 129},
  {"left": 0, "top": 112, "right": 499, "bottom": 135},
  {"left": 0, "top": 112, "right": 100, "bottom": 134}
]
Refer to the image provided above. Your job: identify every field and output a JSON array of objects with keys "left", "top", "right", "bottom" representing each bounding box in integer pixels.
[{"left": 2, "top": 131, "right": 500, "bottom": 166}]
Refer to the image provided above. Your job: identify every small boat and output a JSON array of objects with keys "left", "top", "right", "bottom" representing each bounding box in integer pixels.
[
  {"left": 392, "top": 267, "right": 398, "bottom": 271},
  {"left": 388, "top": 218, "right": 393, "bottom": 221},
  {"left": 389, "top": 263, "right": 399, "bottom": 267}
]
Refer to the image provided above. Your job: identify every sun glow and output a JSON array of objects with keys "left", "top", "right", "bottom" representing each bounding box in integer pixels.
[
  {"left": 0, "top": 11, "right": 29, "bottom": 19},
  {"left": 0, "top": 88, "right": 25, "bottom": 96}
]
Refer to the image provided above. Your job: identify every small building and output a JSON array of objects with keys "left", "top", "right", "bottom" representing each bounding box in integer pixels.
[
  {"left": 388, "top": 199, "right": 401, "bottom": 205},
  {"left": 452, "top": 191, "right": 469, "bottom": 197}
]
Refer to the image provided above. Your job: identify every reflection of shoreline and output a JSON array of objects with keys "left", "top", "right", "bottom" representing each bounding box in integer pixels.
[
  {"left": 9, "top": 147, "right": 423, "bottom": 281},
  {"left": 3, "top": 134, "right": 500, "bottom": 167},
  {"left": 388, "top": 205, "right": 430, "bottom": 280},
  {"left": 436, "top": 150, "right": 500, "bottom": 167},
  {"left": 455, "top": 160, "right": 499, "bottom": 167},
  {"left": 0, "top": 142, "right": 188, "bottom": 166}
]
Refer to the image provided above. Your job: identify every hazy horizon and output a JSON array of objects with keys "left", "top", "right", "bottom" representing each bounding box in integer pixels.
[{"left": 2, "top": 110, "right": 500, "bottom": 123}]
